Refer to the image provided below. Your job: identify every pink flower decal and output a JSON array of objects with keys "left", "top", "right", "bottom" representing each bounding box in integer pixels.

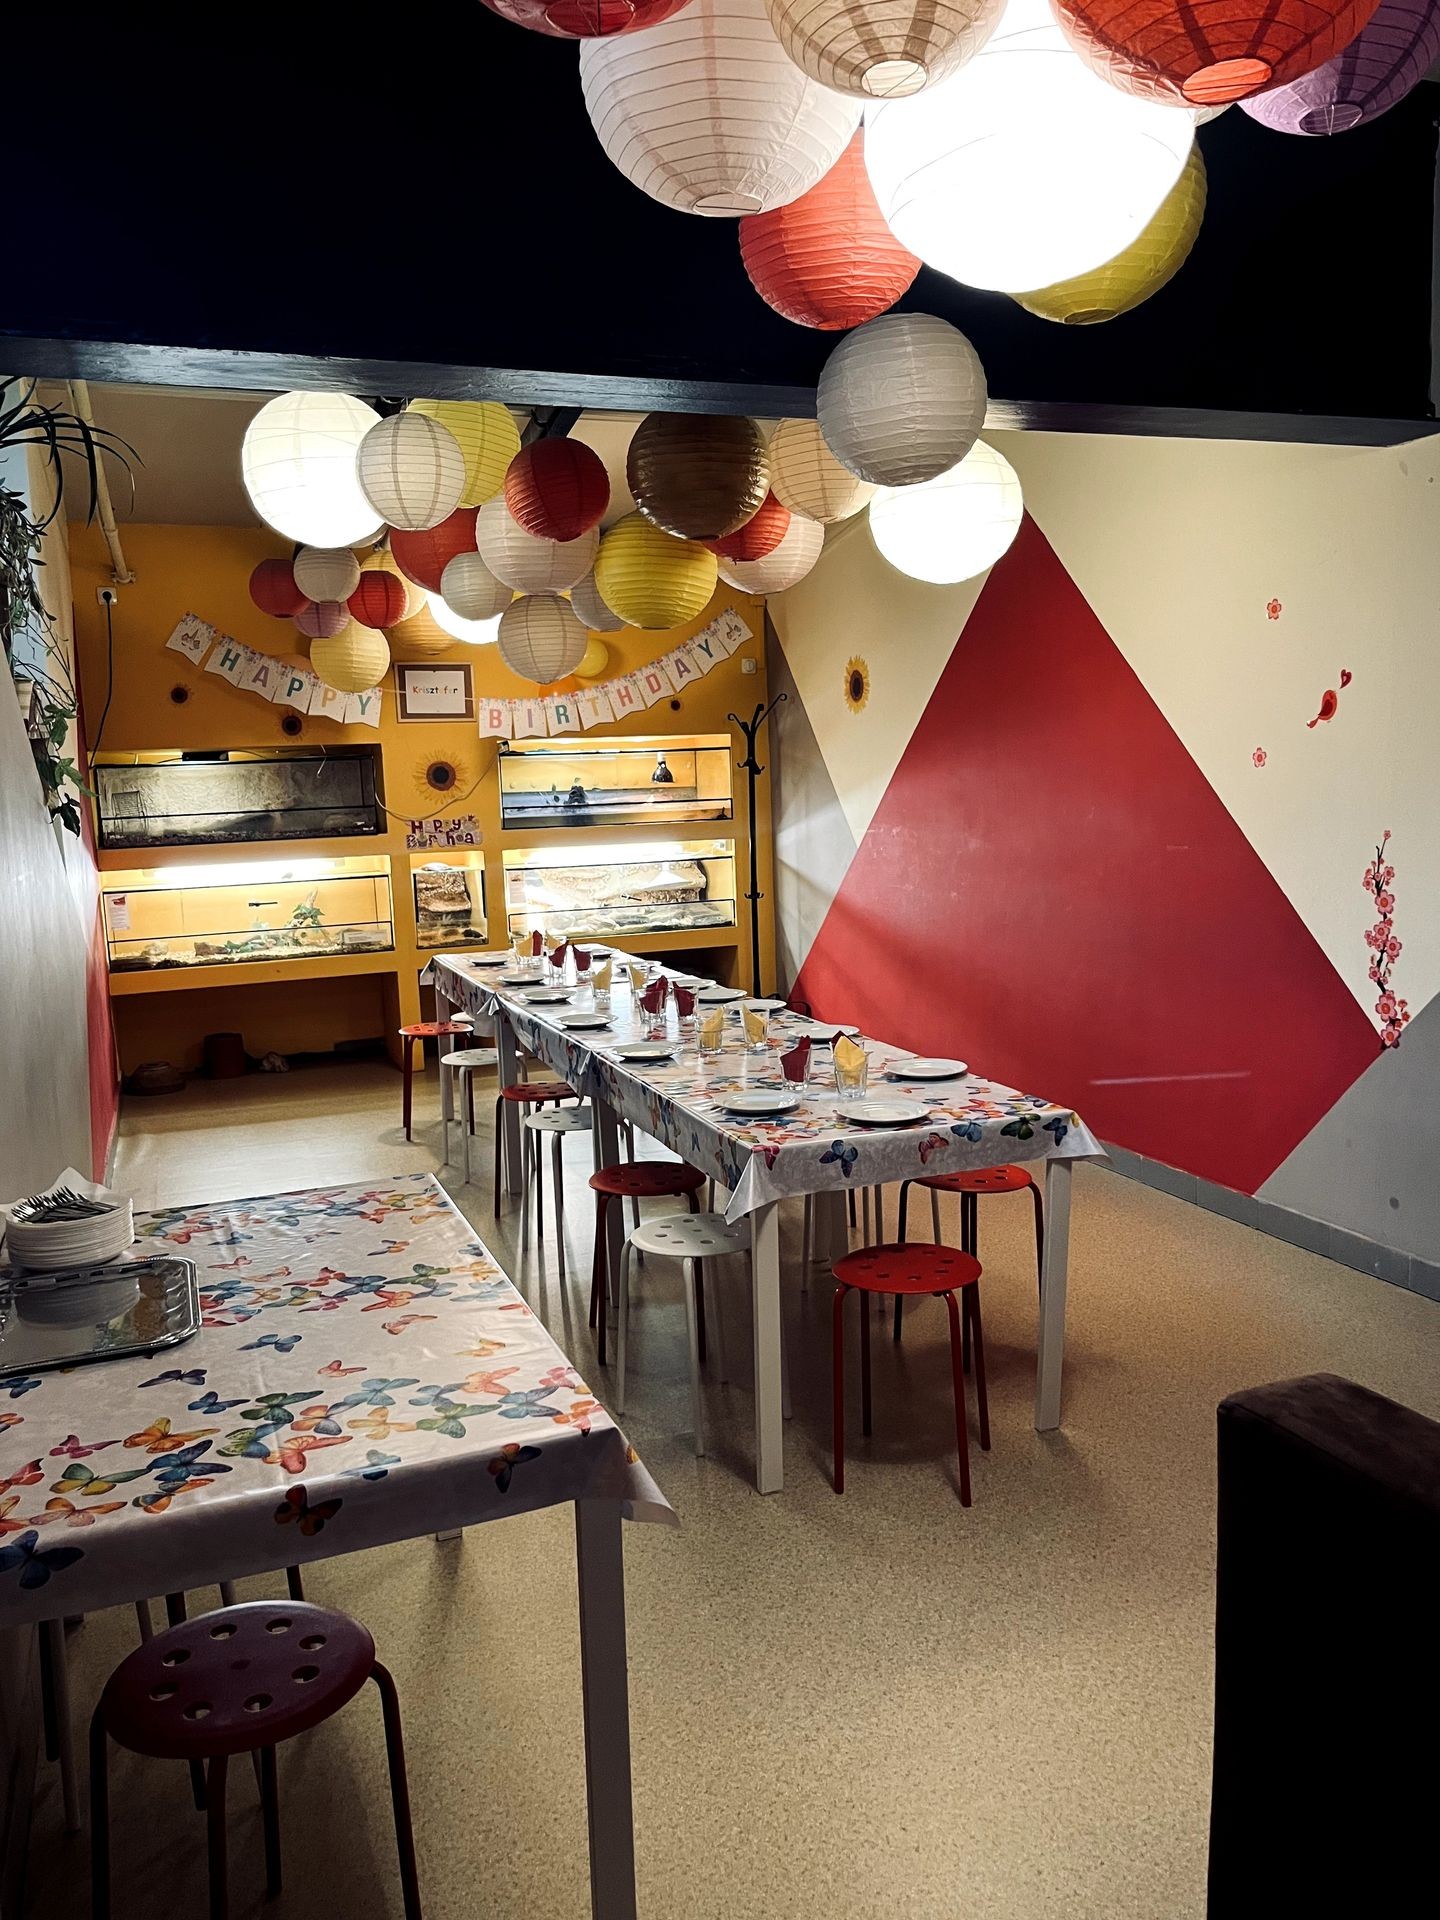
[
  {"left": 1266, "top": 599, "right": 1282, "bottom": 621},
  {"left": 1362, "top": 830, "right": 1410, "bottom": 1049},
  {"left": 1252, "top": 747, "right": 1267, "bottom": 768}
]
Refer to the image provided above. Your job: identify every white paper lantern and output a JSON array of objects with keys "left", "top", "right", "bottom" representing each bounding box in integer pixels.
[
  {"left": 579, "top": 0, "right": 862, "bottom": 216},
  {"left": 570, "top": 566, "right": 630, "bottom": 631},
  {"left": 498, "top": 594, "right": 590, "bottom": 683},
  {"left": 767, "top": 417, "right": 875, "bottom": 523},
  {"left": 356, "top": 412, "right": 467, "bottom": 531},
  {"left": 817, "top": 313, "right": 986, "bottom": 487},
  {"left": 716, "top": 513, "right": 825, "bottom": 591},
  {"left": 764, "top": 0, "right": 1006, "bottom": 97},
  {"left": 864, "top": 0, "right": 1194, "bottom": 293},
  {"left": 425, "top": 590, "right": 505, "bottom": 645},
  {"left": 292, "top": 546, "right": 362, "bottom": 603},
  {"left": 476, "top": 499, "right": 599, "bottom": 593},
  {"left": 868, "top": 439, "right": 1022, "bottom": 583},
  {"left": 241, "top": 391, "right": 382, "bottom": 547},
  {"left": 440, "top": 549, "right": 512, "bottom": 621}
]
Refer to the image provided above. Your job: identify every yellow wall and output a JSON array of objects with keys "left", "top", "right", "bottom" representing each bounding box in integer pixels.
[{"left": 69, "top": 523, "right": 774, "bottom": 1070}]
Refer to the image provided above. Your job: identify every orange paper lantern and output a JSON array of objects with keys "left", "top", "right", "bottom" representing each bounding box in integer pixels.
[
  {"left": 1051, "top": 0, "right": 1384, "bottom": 103},
  {"left": 388, "top": 509, "right": 480, "bottom": 593},
  {"left": 347, "top": 570, "right": 408, "bottom": 629},
  {"left": 705, "top": 491, "right": 791, "bottom": 561},
  {"left": 739, "top": 132, "right": 921, "bottom": 330},
  {"left": 504, "top": 439, "right": 612, "bottom": 542}
]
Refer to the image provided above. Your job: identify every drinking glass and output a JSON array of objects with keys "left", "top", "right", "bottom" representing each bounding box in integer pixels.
[
  {"left": 742, "top": 1006, "right": 770, "bottom": 1053},
  {"left": 674, "top": 986, "right": 697, "bottom": 1036},
  {"left": 833, "top": 1049, "right": 869, "bottom": 1100},
  {"left": 780, "top": 1044, "right": 812, "bottom": 1087},
  {"left": 698, "top": 1013, "right": 725, "bottom": 1058}
]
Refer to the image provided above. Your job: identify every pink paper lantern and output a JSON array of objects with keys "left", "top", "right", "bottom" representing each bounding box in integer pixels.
[
  {"left": 1240, "top": 0, "right": 1440, "bottom": 132},
  {"left": 294, "top": 600, "right": 349, "bottom": 640}
]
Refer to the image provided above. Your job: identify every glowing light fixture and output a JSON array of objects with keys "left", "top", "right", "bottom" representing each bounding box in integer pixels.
[
  {"left": 868, "top": 439, "right": 1023, "bottom": 583},
  {"left": 425, "top": 591, "right": 504, "bottom": 645},
  {"left": 241, "top": 391, "right": 381, "bottom": 547}
]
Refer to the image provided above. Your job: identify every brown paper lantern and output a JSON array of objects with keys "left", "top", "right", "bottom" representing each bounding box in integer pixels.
[
  {"left": 627, "top": 413, "right": 771, "bottom": 540},
  {"left": 310, "top": 626, "right": 392, "bottom": 693}
]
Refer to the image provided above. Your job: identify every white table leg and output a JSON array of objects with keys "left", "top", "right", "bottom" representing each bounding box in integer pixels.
[
  {"left": 750, "top": 1200, "right": 784, "bottom": 1494},
  {"left": 435, "top": 982, "right": 457, "bottom": 1138},
  {"left": 496, "top": 1005, "right": 523, "bottom": 1196},
  {"left": 814, "top": 1190, "right": 849, "bottom": 1267},
  {"left": 574, "top": 1499, "right": 638, "bottom": 1920},
  {"left": 1035, "top": 1157, "right": 1073, "bottom": 1431},
  {"left": 41, "top": 1620, "right": 80, "bottom": 1834}
]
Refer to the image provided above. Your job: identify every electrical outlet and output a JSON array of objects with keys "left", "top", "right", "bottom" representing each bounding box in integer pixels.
[
  {"left": 740, "top": 654, "right": 758, "bottom": 675},
  {"left": 96, "top": 586, "right": 119, "bottom": 607}
]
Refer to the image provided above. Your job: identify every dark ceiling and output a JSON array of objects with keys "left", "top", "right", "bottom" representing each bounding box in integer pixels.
[{"left": 6, "top": 3, "right": 1437, "bottom": 439}]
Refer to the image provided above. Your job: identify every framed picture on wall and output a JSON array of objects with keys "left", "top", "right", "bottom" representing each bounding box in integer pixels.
[{"left": 395, "top": 662, "right": 475, "bottom": 723}]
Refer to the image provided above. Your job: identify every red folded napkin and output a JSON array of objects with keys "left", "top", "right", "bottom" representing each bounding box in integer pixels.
[
  {"left": 780, "top": 1037, "right": 812, "bottom": 1083},
  {"left": 673, "top": 985, "right": 696, "bottom": 1016},
  {"left": 639, "top": 977, "right": 669, "bottom": 1014},
  {"left": 548, "top": 940, "right": 570, "bottom": 968},
  {"left": 529, "top": 929, "right": 543, "bottom": 956},
  {"left": 573, "top": 947, "right": 592, "bottom": 973}
]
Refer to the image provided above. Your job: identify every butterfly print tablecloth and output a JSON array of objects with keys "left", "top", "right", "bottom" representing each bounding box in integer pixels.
[
  {"left": 434, "top": 954, "right": 1105, "bottom": 1215},
  {"left": 0, "top": 1176, "right": 673, "bottom": 1625}
]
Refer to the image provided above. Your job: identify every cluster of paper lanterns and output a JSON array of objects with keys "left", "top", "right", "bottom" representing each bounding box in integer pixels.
[{"left": 473, "top": 0, "right": 1432, "bottom": 341}]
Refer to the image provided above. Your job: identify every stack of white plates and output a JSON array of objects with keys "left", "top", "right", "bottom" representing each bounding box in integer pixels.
[{"left": 3, "top": 1172, "right": 134, "bottom": 1273}]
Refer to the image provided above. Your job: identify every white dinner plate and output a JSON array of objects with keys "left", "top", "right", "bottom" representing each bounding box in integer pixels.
[
  {"left": 844, "top": 1098, "right": 932, "bottom": 1127},
  {"left": 697, "top": 985, "right": 746, "bottom": 1002},
  {"left": 468, "top": 955, "right": 510, "bottom": 968},
  {"left": 720, "top": 1089, "right": 800, "bottom": 1118},
  {"left": 884, "top": 1058, "right": 968, "bottom": 1080},
  {"left": 791, "top": 1021, "right": 860, "bottom": 1041},
  {"left": 521, "top": 989, "right": 572, "bottom": 1004},
  {"left": 557, "top": 1013, "right": 609, "bottom": 1030},
  {"left": 740, "top": 997, "right": 788, "bottom": 1014},
  {"left": 614, "top": 1043, "right": 676, "bottom": 1062},
  {"left": 498, "top": 973, "right": 535, "bottom": 986}
]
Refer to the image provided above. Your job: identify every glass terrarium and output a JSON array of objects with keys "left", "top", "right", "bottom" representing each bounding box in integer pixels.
[
  {"left": 94, "top": 748, "right": 382, "bottom": 849},
  {"left": 498, "top": 735, "right": 732, "bottom": 830},
  {"left": 502, "top": 839, "right": 736, "bottom": 938},
  {"left": 102, "top": 856, "right": 394, "bottom": 973},
  {"left": 411, "top": 854, "right": 486, "bottom": 949}
]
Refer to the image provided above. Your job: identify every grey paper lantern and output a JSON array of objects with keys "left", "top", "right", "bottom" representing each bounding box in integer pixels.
[
  {"left": 440, "top": 549, "right": 512, "bottom": 621},
  {"left": 356, "top": 412, "right": 467, "bottom": 531},
  {"left": 570, "top": 566, "right": 630, "bottom": 631},
  {"left": 498, "top": 594, "right": 591, "bottom": 683},
  {"left": 476, "top": 499, "right": 600, "bottom": 592},
  {"left": 817, "top": 313, "right": 987, "bottom": 486}
]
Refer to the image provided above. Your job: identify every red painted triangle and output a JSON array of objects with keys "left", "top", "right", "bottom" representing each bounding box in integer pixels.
[{"left": 795, "top": 514, "right": 1377, "bottom": 1194}]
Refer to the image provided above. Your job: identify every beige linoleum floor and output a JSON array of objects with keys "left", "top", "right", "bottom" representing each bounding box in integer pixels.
[{"left": 23, "top": 1060, "right": 1440, "bottom": 1920}]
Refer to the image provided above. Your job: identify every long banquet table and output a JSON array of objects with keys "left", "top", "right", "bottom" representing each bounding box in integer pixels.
[
  {"left": 0, "top": 1175, "right": 670, "bottom": 1920},
  {"left": 434, "top": 951, "right": 1104, "bottom": 1495}
]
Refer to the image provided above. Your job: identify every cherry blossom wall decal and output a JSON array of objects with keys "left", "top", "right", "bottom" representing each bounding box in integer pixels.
[
  {"left": 1252, "top": 747, "right": 1267, "bottom": 768},
  {"left": 1266, "top": 598, "right": 1282, "bottom": 620},
  {"left": 1363, "top": 830, "right": 1409, "bottom": 1049}
]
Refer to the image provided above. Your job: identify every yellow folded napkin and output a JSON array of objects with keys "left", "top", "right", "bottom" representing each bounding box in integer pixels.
[
  {"left": 742, "top": 1006, "right": 768, "bottom": 1044},
  {"left": 699, "top": 1009, "right": 725, "bottom": 1044},
  {"left": 593, "top": 957, "right": 612, "bottom": 989},
  {"left": 834, "top": 1036, "right": 866, "bottom": 1073}
]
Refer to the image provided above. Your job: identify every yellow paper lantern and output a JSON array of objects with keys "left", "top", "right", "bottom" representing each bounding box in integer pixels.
[
  {"left": 1013, "top": 146, "right": 1207, "bottom": 325},
  {"left": 408, "top": 399, "right": 521, "bottom": 507},
  {"left": 576, "top": 637, "right": 611, "bottom": 679},
  {"left": 310, "top": 625, "right": 392, "bottom": 693},
  {"left": 593, "top": 513, "right": 719, "bottom": 630},
  {"left": 383, "top": 600, "right": 459, "bottom": 657}
]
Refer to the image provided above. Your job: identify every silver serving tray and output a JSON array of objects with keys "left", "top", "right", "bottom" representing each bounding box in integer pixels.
[{"left": 0, "top": 1257, "right": 200, "bottom": 1378}]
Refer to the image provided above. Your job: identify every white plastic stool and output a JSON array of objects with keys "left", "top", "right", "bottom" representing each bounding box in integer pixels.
[
  {"left": 616, "top": 1212, "right": 790, "bottom": 1456},
  {"left": 440, "top": 1047, "right": 498, "bottom": 1181},
  {"left": 522, "top": 1105, "right": 594, "bottom": 1277}
]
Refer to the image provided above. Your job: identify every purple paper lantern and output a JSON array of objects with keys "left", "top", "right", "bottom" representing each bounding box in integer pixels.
[{"left": 1240, "top": 0, "right": 1440, "bottom": 133}]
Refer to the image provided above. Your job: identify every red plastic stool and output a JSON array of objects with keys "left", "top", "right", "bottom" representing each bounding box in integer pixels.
[
  {"left": 832, "top": 1242, "right": 989, "bottom": 1506},
  {"left": 493, "top": 1081, "right": 577, "bottom": 1218},
  {"left": 894, "top": 1163, "right": 1042, "bottom": 1343},
  {"left": 398, "top": 1021, "right": 472, "bottom": 1141},
  {"left": 588, "top": 1161, "right": 705, "bottom": 1365},
  {"left": 90, "top": 1600, "right": 420, "bottom": 1920}
]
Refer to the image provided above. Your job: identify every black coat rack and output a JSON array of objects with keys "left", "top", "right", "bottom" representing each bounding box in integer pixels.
[{"left": 727, "top": 693, "right": 786, "bottom": 996}]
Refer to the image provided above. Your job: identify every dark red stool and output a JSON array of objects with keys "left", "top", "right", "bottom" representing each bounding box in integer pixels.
[
  {"left": 398, "top": 1021, "right": 472, "bottom": 1141},
  {"left": 894, "top": 1163, "right": 1042, "bottom": 1343},
  {"left": 493, "top": 1081, "right": 577, "bottom": 1218},
  {"left": 588, "top": 1161, "right": 705, "bottom": 1365},
  {"left": 90, "top": 1601, "right": 420, "bottom": 1920},
  {"left": 832, "top": 1242, "right": 989, "bottom": 1506}
]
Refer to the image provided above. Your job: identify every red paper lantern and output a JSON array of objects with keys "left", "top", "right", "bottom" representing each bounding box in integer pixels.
[
  {"left": 1051, "top": 0, "right": 1384, "bottom": 104},
  {"left": 248, "top": 557, "right": 307, "bottom": 617},
  {"left": 505, "top": 439, "right": 612, "bottom": 543},
  {"left": 294, "top": 600, "right": 349, "bottom": 640},
  {"left": 705, "top": 492, "right": 792, "bottom": 562},
  {"left": 479, "top": 0, "right": 690, "bottom": 36},
  {"left": 739, "top": 132, "right": 921, "bottom": 331},
  {"left": 388, "top": 509, "right": 481, "bottom": 593},
  {"left": 347, "top": 570, "right": 408, "bottom": 630}
]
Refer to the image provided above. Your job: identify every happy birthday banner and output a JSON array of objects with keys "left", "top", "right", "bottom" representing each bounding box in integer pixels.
[
  {"left": 164, "top": 604, "right": 753, "bottom": 738},
  {"left": 165, "top": 614, "right": 382, "bottom": 727},
  {"left": 476, "top": 607, "right": 754, "bottom": 739}
]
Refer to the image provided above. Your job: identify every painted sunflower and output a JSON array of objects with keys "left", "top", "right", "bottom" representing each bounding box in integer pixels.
[{"left": 843, "top": 657, "right": 870, "bottom": 714}]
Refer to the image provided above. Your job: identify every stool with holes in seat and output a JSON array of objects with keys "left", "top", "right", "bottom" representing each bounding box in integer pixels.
[
  {"left": 398, "top": 1021, "right": 472, "bottom": 1142},
  {"left": 438, "top": 1047, "right": 499, "bottom": 1183},
  {"left": 832, "top": 1241, "right": 989, "bottom": 1506},
  {"left": 587, "top": 1161, "right": 705, "bottom": 1366},
  {"left": 90, "top": 1600, "right": 420, "bottom": 1920},
  {"left": 893, "top": 1163, "right": 1042, "bottom": 1346},
  {"left": 521, "top": 1104, "right": 594, "bottom": 1278},
  {"left": 492, "top": 1080, "right": 577, "bottom": 1217}
]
